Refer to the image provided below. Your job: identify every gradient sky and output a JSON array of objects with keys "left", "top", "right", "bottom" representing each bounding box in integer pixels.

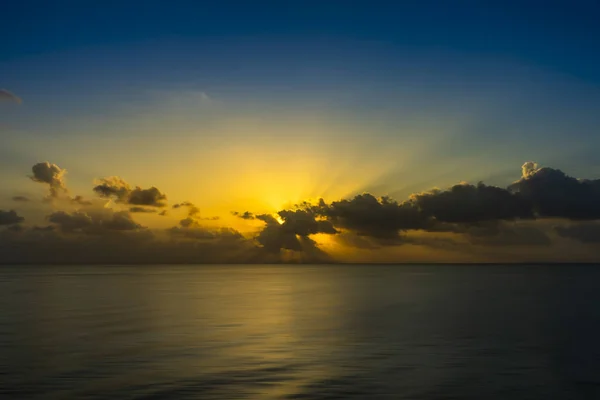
[{"left": 2, "top": 1, "right": 600, "bottom": 263}]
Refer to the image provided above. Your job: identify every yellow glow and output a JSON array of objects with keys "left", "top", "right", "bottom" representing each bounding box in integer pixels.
[{"left": 275, "top": 215, "right": 284, "bottom": 224}]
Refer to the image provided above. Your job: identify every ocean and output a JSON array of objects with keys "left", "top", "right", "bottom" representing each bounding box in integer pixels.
[{"left": 1, "top": 264, "right": 599, "bottom": 399}]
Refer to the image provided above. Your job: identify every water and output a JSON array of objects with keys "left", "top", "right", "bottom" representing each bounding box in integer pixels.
[{"left": 1, "top": 264, "right": 600, "bottom": 399}]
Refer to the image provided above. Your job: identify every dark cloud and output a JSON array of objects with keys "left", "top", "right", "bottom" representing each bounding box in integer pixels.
[
  {"left": 179, "top": 217, "right": 198, "bottom": 228},
  {"left": 169, "top": 226, "right": 244, "bottom": 241},
  {"left": 317, "top": 194, "right": 426, "bottom": 239},
  {"left": 509, "top": 163, "right": 600, "bottom": 219},
  {"left": 254, "top": 209, "right": 337, "bottom": 253},
  {"left": 12, "top": 196, "right": 30, "bottom": 202},
  {"left": 93, "top": 177, "right": 167, "bottom": 207},
  {"left": 173, "top": 201, "right": 200, "bottom": 216},
  {"left": 130, "top": 206, "right": 157, "bottom": 213},
  {"left": 30, "top": 162, "right": 68, "bottom": 198},
  {"left": 412, "top": 182, "right": 533, "bottom": 223},
  {"left": 128, "top": 187, "right": 167, "bottom": 207},
  {"left": 93, "top": 176, "right": 130, "bottom": 200},
  {"left": 0, "top": 226, "right": 266, "bottom": 265},
  {"left": 555, "top": 222, "right": 600, "bottom": 244},
  {"left": 0, "top": 89, "right": 21, "bottom": 104},
  {"left": 48, "top": 209, "right": 142, "bottom": 234},
  {"left": 232, "top": 211, "right": 255, "bottom": 220},
  {"left": 71, "top": 195, "right": 93, "bottom": 206},
  {"left": 48, "top": 211, "right": 93, "bottom": 233},
  {"left": 463, "top": 222, "right": 552, "bottom": 247},
  {"left": 0, "top": 210, "right": 24, "bottom": 226}
]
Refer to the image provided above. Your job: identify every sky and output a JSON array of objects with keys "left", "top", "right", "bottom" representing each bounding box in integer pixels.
[{"left": 1, "top": 1, "right": 600, "bottom": 263}]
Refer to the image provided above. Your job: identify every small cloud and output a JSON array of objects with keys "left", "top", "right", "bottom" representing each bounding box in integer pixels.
[
  {"left": 30, "top": 162, "right": 68, "bottom": 198},
  {"left": 71, "top": 195, "right": 93, "bottom": 206},
  {"left": 0, "top": 89, "right": 22, "bottom": 104},
  {"left": 130, "top": 206, "right": 157, "bottom": 213},
  {"left": 232, "top": 211, "right": 255, "bottom": 220},
  {"left": 173, "top": 201, "right": 199, "bottom": 216},
  {"left": 93, "top": 176, "right": 167, "bottom": 207},
  {"left": 0, "top": 210, "right": 24, "bottom": 225}
]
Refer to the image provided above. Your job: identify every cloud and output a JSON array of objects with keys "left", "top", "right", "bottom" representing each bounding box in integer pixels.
[
  {"left": 253, "top": 208, "right": 337, "bottom": 253},
  {"left": 555, "top": 222, "right": 600, "bottom": 243},
  {"left": 93, "top": 177, "right": 167, "bottom": 207},
  {"left": 463, "top": 222, "right": 552, "bottom": 247},
  {"left": 521, "top": 161, "right": 540, "bottom": 179},
  {"left": 48, "top": 211, "right": 93, "bottom": 233},
  {"left": 93, "top": 176, "right": 130, "bottom": 200},
  {"left": 0, "top": 89, "right": 21, "bottom": 104},
  {"left": 0, "top": 210, "right": 24, "bottom": 226},
  {"left": 5, "top": 160, "right": 600, "bottom": 263},
  {"left": 11, "top": 196, "right": 30, "bottom": 202},
  {"left": 48, "top": 209, "right": 142, "bottom": 234},
  {"left": 169, "top": 225, "right": 243, "bottom": 241},
  {"left": 509, "top": 163, "right": 600, "bottom": 219},
  {"left": 179, "top": 217, "right": 198, "bottom": 228},
  {"left": 411, "top": 182, "right": 533, "bottom": 223},
  {"left": 30, "top": 162, "right": 68, "bottom": 198},
  {"left": 173, "top": 201, "right": 200, "bottom": 217},
  {"left": 128, "top": 187, "right": 167, "bottom": 207},
  {"left": 316, "top": 194, "right": 427, "bottom": 239},
  {"left": 232, "top": 211, "right": 256, "bottom": 220},
  {"left": 71, "top": 195, "right": 93, "bottom": 206},
  {"left": 130, "top": 206, "right": 157, "bottom": 213}
]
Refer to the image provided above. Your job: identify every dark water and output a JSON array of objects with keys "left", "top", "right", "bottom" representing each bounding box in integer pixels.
[{"left": 1, "top": 265, "right": 600, "bottom": 399}]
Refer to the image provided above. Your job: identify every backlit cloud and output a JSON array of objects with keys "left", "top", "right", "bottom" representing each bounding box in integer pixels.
[
  {"left": 3, "top": 161, "right": 600, "bottom": 263},
  {"left": 0, "top": 210, "right": 24, "bottom": 226},
  {"left": 30, "top": 162, "right": 68, "bottom": 198},
  {"left": 93, "top": 177, "right": 167, "bottom": 207}
]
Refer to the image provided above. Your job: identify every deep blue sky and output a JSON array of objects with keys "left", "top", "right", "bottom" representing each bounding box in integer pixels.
[
  {"left": 0, "top": 1, "right": 600, "bottom": 77},
  {"left": 2, "top": 1, "right": 600, "bottom": 80}
]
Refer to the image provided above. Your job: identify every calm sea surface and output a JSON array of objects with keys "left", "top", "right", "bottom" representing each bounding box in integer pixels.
[{"left": 1, "top": 264, "right": 600, "bottom": 399}]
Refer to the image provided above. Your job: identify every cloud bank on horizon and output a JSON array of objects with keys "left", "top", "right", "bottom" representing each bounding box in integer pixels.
[{"left": 1, "top": 160, "right": 600, "bottom": 264}]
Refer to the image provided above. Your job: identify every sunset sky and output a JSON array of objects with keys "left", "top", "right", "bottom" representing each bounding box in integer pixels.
[{"left": 2, "top": 1, "right": 600, "bottom": 263}]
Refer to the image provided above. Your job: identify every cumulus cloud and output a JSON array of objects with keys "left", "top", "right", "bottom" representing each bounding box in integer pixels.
[
  {"left": 253, "top": 208, "right": 337, "bottom": 253},
  {"left": 521, "top": 161, "right": 540, "bottom": 179},
  {"left": 93, "top": 176, "right": 130, "bottom": 200},
  {"left": 411, "top": 182, "right": 533, "bottom": 223},
  {"left": 316, "top": 194, "right": 426, "bottom": 239},
  {"left": 0, "top": 89, "right": 21, "bottom": 104},
  {"left": 93, "top": 177, "right": 167, "bottom": 207},
  {"left": 30, "top": 162, "right": 68, "bottom": 198},
  {"left": 509, "top": 163, "right": 600, "bottom": 219},
  {"left": 129, "top": 187, "right": 167, "bottom": 207},
  {"left": 0, "top": 210, "right": 24, "bottom": 226}
]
